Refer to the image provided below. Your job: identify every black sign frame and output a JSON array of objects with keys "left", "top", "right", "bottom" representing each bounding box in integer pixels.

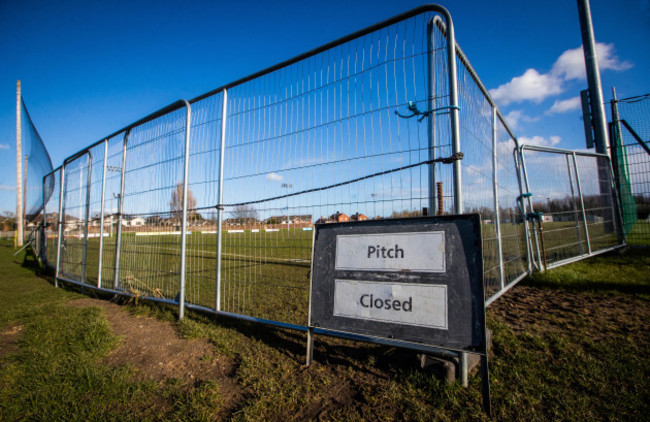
[{"left": 309, "top": 214, "right": 486, "bottom": 354}]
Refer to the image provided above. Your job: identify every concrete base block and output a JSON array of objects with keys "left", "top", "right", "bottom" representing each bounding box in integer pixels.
[{"left": 418, "top": 328, "right": 492, "bottom": 384}]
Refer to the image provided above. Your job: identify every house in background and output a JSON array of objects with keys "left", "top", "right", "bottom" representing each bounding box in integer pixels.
[{"left": 350, "top": 213, "right": 367, "bottom": 222}]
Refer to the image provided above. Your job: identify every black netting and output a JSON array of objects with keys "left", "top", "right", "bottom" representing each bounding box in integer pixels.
[{"left": 21, "top": 99, "right": 54, "bottom": 222}]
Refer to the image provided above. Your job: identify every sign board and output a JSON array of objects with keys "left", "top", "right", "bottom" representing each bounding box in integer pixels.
[{"left": 309, "top": 215, "right": 485, "bottom": 353}]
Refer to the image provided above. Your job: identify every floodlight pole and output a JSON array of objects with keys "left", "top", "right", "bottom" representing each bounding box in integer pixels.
[{"left": 577, "top": 0, "right": 609, "bottom": 155}]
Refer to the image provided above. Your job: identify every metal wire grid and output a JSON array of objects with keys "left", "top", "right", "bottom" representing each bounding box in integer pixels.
[
  {"left": 99, "top": 133, "right": 127, "bottom": 289},
  {"left": 43, "top": 169, "right": 60, "bottom": 268},
  {"left": 183, "top": 93, "right": 224, "bottom": 309},
  {"left": 59, "top": 154, "right": 90, "bottom": 280},
  {"left": 615, "top": 95, "right": 650, "bottom": 246},
  {"left": 574, "top": 155, "right": 619, "bottom": 251},
  {"left": 213, "top": 13, "right": 451, "bottom": 324},
  {"left": 495, "top": 121, "right": 528, "bottom": 287},
  {"left": 78, "top": 142, "right": 107, "bottom": 286},
  {"left": 38, "top": 7, "right": 558, "bottom": 328},
  {"left": 116, "top": 108, "right": 188, "bottom": 300},
  {"left": 456, "top": 56, "right": 501, "bottom": 297}
]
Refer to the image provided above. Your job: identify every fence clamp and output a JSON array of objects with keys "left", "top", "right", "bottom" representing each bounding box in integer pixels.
[
  {"left": 395, "top": 101, "right": 460, "bottom": 122},
  {"left": 516, "top": 193, "right": 543, "bottom": 222}
]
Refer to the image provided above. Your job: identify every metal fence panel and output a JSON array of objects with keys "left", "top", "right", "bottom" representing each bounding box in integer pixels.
[
  {"left": 39, "top": 6, "right": 635, "bottom": 343},
  {"left": 519, "top": 146, "right": 622, "bottom": 269},
  {"left": 115, "top": 107, "right": 189, "bottom": 302},
  {"left": 43, "top": 168, "right": 61, "bottom": 268}
]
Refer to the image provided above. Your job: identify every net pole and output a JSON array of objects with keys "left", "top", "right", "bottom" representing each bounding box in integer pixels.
[{"left": 16, "top": 80, "right": 23, "bottom": 247}]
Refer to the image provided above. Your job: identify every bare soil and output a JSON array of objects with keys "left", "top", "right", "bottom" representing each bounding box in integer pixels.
[
  {"left": 62, "top": 283, "right": 649, "bottom": 420},
  {"left": 488, "top": 285, "right": 650, "bottom": 342},
  {"left": 67, "top": 298, "right": 245, "bottom": 408},
  {"left": 0, "top": 324, "right": 24, "bottom": 359}
]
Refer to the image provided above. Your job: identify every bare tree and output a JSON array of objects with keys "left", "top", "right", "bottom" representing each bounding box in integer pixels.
[
  {"left": 169, "top": 183, "right": 197, "bottom": 223},
  {"left": 229, "top": 204, "right": 259, "bottom": 223}
]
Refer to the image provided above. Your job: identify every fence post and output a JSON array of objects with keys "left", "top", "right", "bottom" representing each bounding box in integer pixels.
[
  {"left": 55, "top": 166, "right": 66, "bottom": 287},
  {"left": 426, "top": 20, "right": 437, "bottom": 214},
  {"left": 572, "top": 152, "right": 592, "bottom": 254},
  {"left": 97, "top": 140, "right": 109, "bottom": 288},
  {"left": 442, "top": 12, "right": 469, "bottom": 388},
  {"left": 113, "top": 131, "right": 129, "bottom": 289},
  {"left": 178, "top": 100, "right": 192, "bottom": 320},
  {"left": 215, "top": 89, "right": 228, "bottom": 312},
  {"left": 609, "top": 87, "right": 627, "bottom": 244},
  {"left": 492, "top": 107, "right": 505, "bottom": 290},
  {"left": 81, "top": 152, "right": 93, "bottom": 284}
]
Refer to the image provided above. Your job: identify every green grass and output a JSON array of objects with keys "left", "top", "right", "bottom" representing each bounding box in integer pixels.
[
  {"left": 3, "top": 239, "right": 650, "bottom": 420},
  {"left": 526, "top": 247, "right": 650, "bottom": 297}
]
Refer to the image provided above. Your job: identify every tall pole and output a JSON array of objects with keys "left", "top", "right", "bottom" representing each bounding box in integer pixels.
[
  {"left": 577, "top": 0, "right": 609, "bottom": 154},
  {"left": 577, "top": 0, "right": 615, "bottom": 235},
  {"left": 16, "top": 80, "right": 23, "bottom": 247}
]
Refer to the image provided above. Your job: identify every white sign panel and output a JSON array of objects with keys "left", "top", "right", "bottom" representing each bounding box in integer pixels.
[
  {"left": 333, "top": 279, "right": 448, "bottom": 329},
  {"left": 335, "top": 232, "right": 445, "bottom": 272}
]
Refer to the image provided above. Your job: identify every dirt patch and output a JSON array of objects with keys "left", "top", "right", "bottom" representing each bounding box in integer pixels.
[
  {"left": 488, "top": 285, "right": 650, "bottom": 342},
  {"left": 67, "top": 298, "right": 244, "bottom": 408},
  {"left": 0, "top": 324, "right": 24, "bottom": 359}
]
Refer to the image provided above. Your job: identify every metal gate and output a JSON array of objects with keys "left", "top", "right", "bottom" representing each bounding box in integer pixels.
[{"left": 518, "top": 144, "right": 624, "bottom": 270}]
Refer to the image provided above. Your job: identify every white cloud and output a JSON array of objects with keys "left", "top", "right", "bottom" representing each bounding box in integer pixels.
[
  {"left": 489, "top": 69, "right": 563, "bottom": 106},
  {"left": 551, "top": 43, "right": 632, "bottom": 81},
  {"left": 547, "top": 96, "right": 581, "bottom": 114},
  {"left": 0, "top": 143, "right": 9, "bottom": 150},
  {"left": 504, "top": 110, "right": 523, "bottom": 130},
  {"left": 503, "top": 109, "right": 539, "bottom": 130},
  {"left": 518, "top": 135, "right": 562, "bottom": 148},
  {"left": 0, "top": 184, "right": 15, "bottom": 191},
  {"left": 265, "top": 172, "right": 283, "bottom": 182},
  {"left": 490, "top": 42, "right": 632, "bottom": 106}
]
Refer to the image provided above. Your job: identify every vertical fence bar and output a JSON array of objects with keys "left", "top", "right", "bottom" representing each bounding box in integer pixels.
[
  {"left": 215, "top": 89, "right": 227, "bottom": 312},
  {"left": 426, "top": 20, "right": 437, "bottom": 215},
  {"left": 443, "top": 12, "right": 467, "bottom": 388},
  {"left": 178, "top": 100, "right": 192, "bottom": 320},
  {"left": 492, "top": 107, "right": 505, "bottom": 290},
  {"left": 572, "top": 152, "right": 592, "bottom": 254},
  {"left": 445, "top": 14, "right": 462, "bottom": 215},
  {"left": 113, "top": 132, "right": 129, "bottom": 289},
  {"left": 81, "top": 152, "right": 93, "bottom": 284},
  {"left": 514, "top": 150, "right": 533, "bottom": 272},
  {"left": 55, "top": 166, "right": 65, "bottom": 288},
  {"left": 519, "top": 148, "right": 543, "bottom": 270},
  {"left": 566, "top": 154, "right": 584, "bottom": 255},
  {"left": 97, "top": 140, "right": 108, "bottom": 288}
]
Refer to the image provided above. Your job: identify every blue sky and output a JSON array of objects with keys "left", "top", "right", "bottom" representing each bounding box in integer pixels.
[{"left": 1, "top": 0, "right": 649, "bottom": 215}]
